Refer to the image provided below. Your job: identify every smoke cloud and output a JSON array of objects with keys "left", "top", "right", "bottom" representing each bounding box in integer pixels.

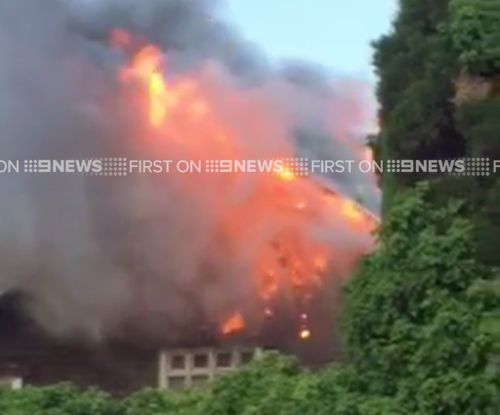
[{"left": 0, "top": 0, "right": 379, "bottom": 345}]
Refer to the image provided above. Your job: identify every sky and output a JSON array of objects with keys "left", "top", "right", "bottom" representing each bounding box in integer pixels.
[{"left": 223, "top": 0, "right": 398, "bottom": 81}]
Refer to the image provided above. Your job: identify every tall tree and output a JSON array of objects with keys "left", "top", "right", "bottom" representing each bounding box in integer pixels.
[{"left": 344, "top": 184, "right": 500, "bottom": 414}]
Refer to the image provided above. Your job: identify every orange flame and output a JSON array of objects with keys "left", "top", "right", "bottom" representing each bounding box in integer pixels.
[
  {"left": 110, "top": 30, "right": 379, "bottom": 341},
  {"left": 341, "top": 199, "right": 364, "bottom": 223},
  {"left": 118, "top": 44, "right": 176, "bottom": 127},
  {"left": 221, "top": 313, "right": 246, "bottom": 336}
]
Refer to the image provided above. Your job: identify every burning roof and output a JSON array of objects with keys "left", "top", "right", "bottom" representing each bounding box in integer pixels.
[
  {"left": 108, "top": 31, "right": 379, "bottom": 342},
  {"left": 0, "top": 0, "right": 379, "bottom": 350}
]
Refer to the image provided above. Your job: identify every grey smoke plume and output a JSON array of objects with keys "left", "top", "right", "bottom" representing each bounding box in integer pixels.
[{"left": 0, "top": 0, "right": 379, "bottom": 343}]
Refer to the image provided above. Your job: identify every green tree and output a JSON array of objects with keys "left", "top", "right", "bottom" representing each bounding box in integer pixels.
[
  {"left": 450, "top": 0, "right": 500, "bottom": 75},
  {"left": 344, "top": 183, "right": 500, "bottom": 414},
  {"left": 373, "top": 0, "right": 466, "bottom": 209},
  {"left": 0, "top": 384, "right": 118, "bottom": 415},
  {"left": 122, "top": 387, "right": 204, "bottom": 415},
  {"left": 199, "top": 353, "right": 300, "bottom": 415},
  {"left": 199, "top": 353, "right": 398, "bottom": 415}
]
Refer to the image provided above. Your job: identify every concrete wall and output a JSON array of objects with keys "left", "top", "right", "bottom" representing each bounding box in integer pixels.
[{"left": 158, "top": 347, "right": 259, "bottom": 390}]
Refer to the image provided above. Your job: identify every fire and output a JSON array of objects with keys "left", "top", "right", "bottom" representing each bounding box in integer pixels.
[
  {"left": 118, "top": 44, "right": 178, "bottom": 127},
  {"left": 277, "top": 166, "right": 296, "bottom": 182},
  {"left": 299, "top": 328, "right": 311, "bottom": 340},
  {"left": 313, "top": 256, "right": 327, "bottom": 273},
  {"left": 117, "top": 43, "right": 210, "bottom": 130},
  {"left": 221, "top": 313, "right": 245, "bottom": 336},
  {"left": 148, "top": 72, "right": 169, "bottom": 126},
  {"left": 110, "top": 30, "right": 379, "bottom": 342},
  {"left": 341, "top": 200, "right": 364, "bottom": 222},
  {"left": 299, "top": 313, "right": 311, "bottom": 340}
]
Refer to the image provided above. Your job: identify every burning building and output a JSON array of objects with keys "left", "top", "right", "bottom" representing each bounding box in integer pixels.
[{"left": 0, "top": 0, "right": 379, "bottom": 394}]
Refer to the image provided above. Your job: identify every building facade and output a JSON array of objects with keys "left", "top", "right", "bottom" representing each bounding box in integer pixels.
[{"left": 158, "top": 347, "right": 259, "bottom": 390}]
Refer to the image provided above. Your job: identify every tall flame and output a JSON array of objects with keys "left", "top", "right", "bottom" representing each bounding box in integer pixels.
[{"left": 111, "top": 30, "right": 379, "bottom": 342}]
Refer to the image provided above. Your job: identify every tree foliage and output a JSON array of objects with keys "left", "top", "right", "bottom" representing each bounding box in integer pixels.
[
  {"left": 0, "top": 384, "right": 118, "bottom": 415},
  {"left": 344, "top": 183, "right": 500, "bottom": 413},
  {"left": 0, "top": 356, "right": 398, "bottom": 415},
  {"left": 450, "top": 0, "right": 500, "bottom": 75},
  {"left": 373, "top": 0, "right": 467, "bottom": 208},
  {"left": 374, "top": 0, "right": 500, "bottom": 390}
]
